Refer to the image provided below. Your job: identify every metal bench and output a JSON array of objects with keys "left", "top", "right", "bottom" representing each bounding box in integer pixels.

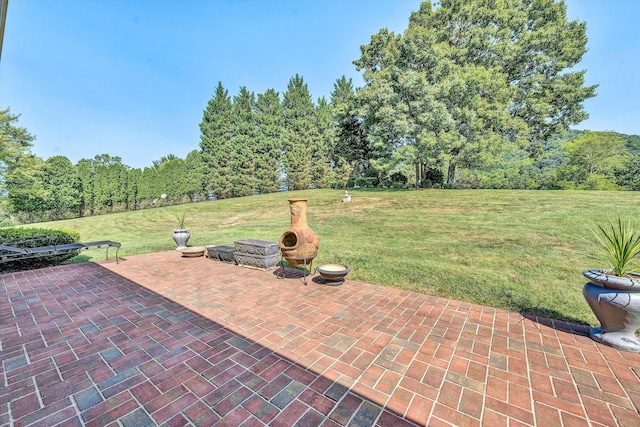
[{"left": 0, "top": 238, "right": 121, "bottom": 265}]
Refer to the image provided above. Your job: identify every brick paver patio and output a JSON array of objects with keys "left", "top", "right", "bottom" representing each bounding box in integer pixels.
[{"left": 2, "top": 251, "right": 640, "bottom": 426}]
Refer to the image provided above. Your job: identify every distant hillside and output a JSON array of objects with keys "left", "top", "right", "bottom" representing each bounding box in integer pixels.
[{"left": 560, "top": 129, "right": 640, "bottom": 154}]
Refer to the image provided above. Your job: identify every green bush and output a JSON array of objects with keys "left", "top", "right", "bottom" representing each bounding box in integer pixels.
[
  {"left": 364, "top": 177, "right": 379, "bottom": 188},
  {"left": 578, "top": 174, "right": 620, "bottom": 191},
  {"left": 423, "top": 169, "right": 444, "bottom": 185},
  {"left": 390, "top": 172, "right": 408, "bottom": 185},
  {"left": 0, "top": 228, "right": 81, "bottom": 272}
]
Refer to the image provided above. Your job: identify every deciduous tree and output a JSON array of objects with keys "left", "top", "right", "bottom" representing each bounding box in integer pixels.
[
  {"left": 1, "top": 108, "right": 37, "bottom": 213},
  {"left": 354, "top": 0, "right": 597, "bottom": 185},
  {"left": 5, "top": 154, "right": 47, "bottom": 221},
  {"left": 560, "top": 131, "right": 629, "bottom": 188}
]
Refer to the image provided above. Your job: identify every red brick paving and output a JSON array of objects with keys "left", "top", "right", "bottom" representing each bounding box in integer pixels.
[{"left": 1, "top": 250, "right": 640, "bottom": 426}]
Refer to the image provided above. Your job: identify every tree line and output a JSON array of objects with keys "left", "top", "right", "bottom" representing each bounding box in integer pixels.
[{"left": 2, "top": 0, "right": 640, "bottom": 224}]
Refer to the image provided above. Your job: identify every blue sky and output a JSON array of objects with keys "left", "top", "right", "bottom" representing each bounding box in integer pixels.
[{"left": 1, "top": 0, "right": 638, "bottom": 169}]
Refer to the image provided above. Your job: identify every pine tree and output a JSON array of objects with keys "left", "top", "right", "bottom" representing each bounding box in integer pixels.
[
  {"left": 282, "top": 74, "right": 316, "bottom": 190},
  {"left": 42, "top": 156, "right": 81, "bottom": 219},
  {"left": 126, "top": 168, "right": 142, "bottom": 210},
  {"left": 255, "top": 89, "right": 283, "bottom": 193},
  {"left": 330, "top": 76, "right": 367, "bottom": 178},
  {"left": 185, "top": 150, "right": 209, "bottom": 202},
  {"left": 76, "top": 159, "right": 95, "bottom": 216},
  {"left": 76, "top": 155, "right": 127, "bottom": 214},
  {"left": 231, "top": 87, "right": 257, "bottom": 197},
  {"left": 138, "top": 166, "right": 160, "bottom": 206},
  {"left": 158, "top": 157, "right": 189, "bottom": 203},
  {"left": 311, "top": 97, "right": 335, "bottom": 189},
  {"left": 200, "top": 81, "right": 234, "bottom": 199}
]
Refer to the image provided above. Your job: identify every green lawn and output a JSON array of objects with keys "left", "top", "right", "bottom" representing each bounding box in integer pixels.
[{"left": 25, "top": 189, "right": 640, "bottom": 326}]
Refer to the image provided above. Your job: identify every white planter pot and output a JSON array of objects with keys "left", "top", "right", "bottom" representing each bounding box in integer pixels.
[
  {"left": 583, "top": 269, "right": 640, "bottom": 352},
  {"left": 173, "top": 229, "right": 191, "bottom": 251}
]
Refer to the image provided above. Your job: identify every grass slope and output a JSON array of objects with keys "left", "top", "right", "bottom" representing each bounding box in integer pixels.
[{"left": 23, "top": 189, "right": 640, "bottom": 326}]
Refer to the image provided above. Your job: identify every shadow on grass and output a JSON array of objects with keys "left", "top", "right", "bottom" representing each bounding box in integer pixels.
[
  {"left": 519, "top": 308, "right": 591, "bottom": 338},
  {"left": 518, "top": 306, "right": 590, "bottom": 327}
]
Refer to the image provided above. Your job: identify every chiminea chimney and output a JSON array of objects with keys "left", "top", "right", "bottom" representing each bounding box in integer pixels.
[{"left": 278, "top": 199, "right": 319, "bottom": 266}]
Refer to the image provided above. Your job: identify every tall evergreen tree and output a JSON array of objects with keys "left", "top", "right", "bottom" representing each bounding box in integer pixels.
[
  {"left": 184, "top": 150, "right": 209, "bottom": 201},
  {"left": 42, "top": 156, "right": 80, "bottom": 219},
  {"left": 330, "top": 76, "right": 366, "bottom": 178},
  {"left": 255, "top": 89, "right": 284, "bottom": 193},
  {"left": 312, "top": 97, "right": 335, "bottom": 189},
  {"left": 158, "top": 156, "right": 189, "bottom": 203},
  {"left": 126, "top": 168, "right": 142, "bottom": 210},
  {"left": 94, "top": 159, "right": 128, "bottom": 213},
  {"left": 76, "top": 159, "right": 95, "bottom": 216},
  {"left": 231, "top": 87, "right": 257, "bottom": 197},
  {"left": 200, "top": 82, "right": 234, "bottom": 199},
  {"left": 282, "top": 74, "right": 316, "bottom": 190},
  {"left": 152, "top": 154, "right": 179, "bottom": 169},
  {"left": 138, "top": 166, "right": 160, "bottom": 206}
]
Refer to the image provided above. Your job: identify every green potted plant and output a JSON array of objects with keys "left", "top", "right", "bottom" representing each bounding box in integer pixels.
[
  {"left": 172, "top": 212, "right": 190, "bottom": 251},
  {"left": 582, "top": 216, "right": 640, "bottom": 352}
]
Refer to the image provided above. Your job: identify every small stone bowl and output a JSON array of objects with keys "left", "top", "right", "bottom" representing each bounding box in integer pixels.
[{"left": 316, "top": 264, "right": 351, "bottom": 285}]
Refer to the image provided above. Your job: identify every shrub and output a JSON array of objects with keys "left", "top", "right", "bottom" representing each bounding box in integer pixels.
[
  {"left": 0, "top": 228, "right": 81, "bottom": 272},
  {"left": 390, "top": 172, "right": 408, "bottom": 185},
  {"left": 364, "top": 177, "right": 379, "bottom": 188},
  {"left": 354, "top": 177, "right": 367, "bottom": 188},
  {"left": 423, "top": 169, "right": 444, "bottom": 185},
  {"left": 592, "top": 217, "right": 640, "bottom": 277},
  {"left": 578, "top": 174, "right": 620, "bottom": 191}
]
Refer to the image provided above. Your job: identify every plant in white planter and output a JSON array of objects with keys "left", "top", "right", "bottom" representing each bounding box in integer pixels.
[
  {"left": 583, "top": 217, "right": 640, "bottom": 352},
  {"left": 173, "top": 212, "right": 190, "bottom": 251}
]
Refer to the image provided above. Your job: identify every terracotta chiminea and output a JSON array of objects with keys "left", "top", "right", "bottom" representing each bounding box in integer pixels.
[{"left": 279, "top": 198, "right": 319, "bottom": 266}]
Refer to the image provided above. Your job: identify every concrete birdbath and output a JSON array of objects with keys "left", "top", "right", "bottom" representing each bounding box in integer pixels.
[{"left": 316, "top": 264, "right": 351, "bottom": 286}]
